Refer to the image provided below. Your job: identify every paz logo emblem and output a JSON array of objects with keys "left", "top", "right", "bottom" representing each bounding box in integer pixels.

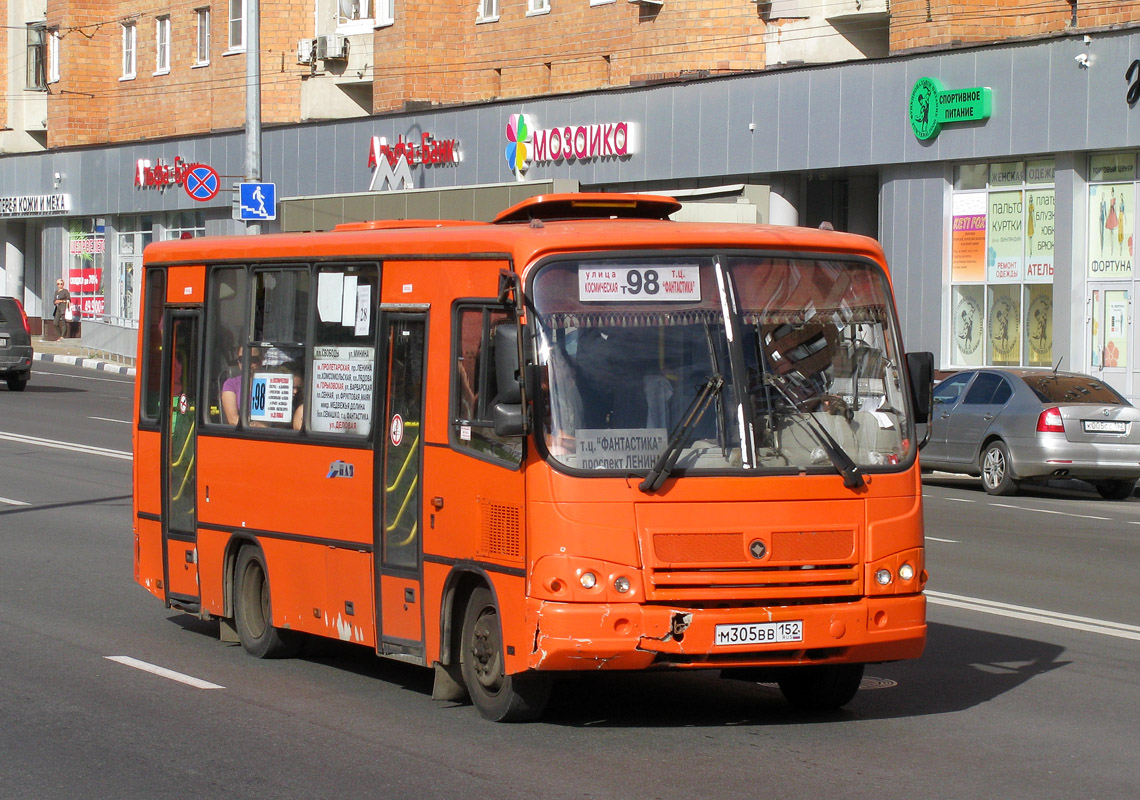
[{"left": 749, "top": 539, "right": 767, "bottom": 560}]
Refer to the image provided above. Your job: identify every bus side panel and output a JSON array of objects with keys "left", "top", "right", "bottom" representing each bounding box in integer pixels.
[
  {"left": 196, "top": 436, "right": 374, "bottom": 642},
  {"left": 134, "top": 429, "right": 164, "bottom": 599},
  {"left": 165, "top": 265, "right": 206, "bottom": 304}
]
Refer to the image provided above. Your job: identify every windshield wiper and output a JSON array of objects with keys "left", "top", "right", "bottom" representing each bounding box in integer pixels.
[
  {"left": 639, "top": 374, "right": 723, "bottom": 493},
  {"left": 765, "top": 374, "right": 865, "bottom": 489}
]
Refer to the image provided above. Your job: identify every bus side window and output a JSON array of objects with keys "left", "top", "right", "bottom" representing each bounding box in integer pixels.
[
  {"left": 249, "top": 268, "right": 309, "bottom": 431},
  {"left": 139, "top": 268, "right": 167, "bottom": 424},
  {"left": 205, "top": 266, "right": 247, "bottom": 427},
  {"left": 450, "top": 304, "right": 523, "bottom": 466}
]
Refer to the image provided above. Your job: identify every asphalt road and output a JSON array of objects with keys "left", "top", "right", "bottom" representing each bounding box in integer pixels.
[{"left": 2, "top": 362, "right": 1138, "bottom": 799}]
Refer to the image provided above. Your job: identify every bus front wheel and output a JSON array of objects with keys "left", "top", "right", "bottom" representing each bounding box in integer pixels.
[
  {"left": 233, "top": 545, "right": 301, "bottom": 659},
  {"left": 460, "top": 587, "right": 550, "bottom": 722},
  {"left": 776, "top": 663, "right": 865, "bottom": 711}
]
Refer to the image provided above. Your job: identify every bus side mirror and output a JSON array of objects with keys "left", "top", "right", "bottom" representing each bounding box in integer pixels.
[
  {"left": 906, "top": 350, "right": 934, "bottom": 426},
  {"left": 492, "top": 323, "right": 526, "bottom": 436}
]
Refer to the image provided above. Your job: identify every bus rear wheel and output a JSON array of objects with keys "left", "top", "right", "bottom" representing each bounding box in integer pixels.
[
  {"left": 776, "top": 663, "right": 865, "bottom": 711},
  {"left": 233, "top": 545, "right": 301, "bottom": 659},
  {"left": 460, "top": 587, "right": 550, "bottom": 722}
]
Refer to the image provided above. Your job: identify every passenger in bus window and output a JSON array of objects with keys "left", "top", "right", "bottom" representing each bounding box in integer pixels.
[
  {"left": 284, "top": 360, "right": 305, "bottom": 432},
  {"left": 221, "top": 347, "right": 261, "bottom": 425}
]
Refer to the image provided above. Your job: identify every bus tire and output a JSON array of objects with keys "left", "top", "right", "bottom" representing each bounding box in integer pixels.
[
  {"left": 460, "top": 587, "right": 550, "bottom": 722},
  {"left": 776, "top": 663, "right": 864, "bottom": 711},
  {"left": 233, "top": 545, "right": 301, "bottom": 659}
]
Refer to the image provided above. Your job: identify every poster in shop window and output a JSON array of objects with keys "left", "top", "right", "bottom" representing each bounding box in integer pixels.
[
  {"left": 1024, "top": 190, "right": 1054, "bottom": 284},
  {"left": 987, "top": 191, "right": 1024, "bottom": 283},
  {"left": 951, "top": 193, "right": 986, "bottom": 282},
  {"left": 1087, "top": 184, "right": 1134, "bottom": 279}
]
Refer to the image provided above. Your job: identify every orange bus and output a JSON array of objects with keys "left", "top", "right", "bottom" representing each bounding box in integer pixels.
[{"left": 132, "top": 193, "right": 933, "bottom": 721}]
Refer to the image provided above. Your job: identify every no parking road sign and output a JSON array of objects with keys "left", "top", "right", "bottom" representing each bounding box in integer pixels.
[{"left": 184, "top": 164, "right": 221, "bottom": 202}]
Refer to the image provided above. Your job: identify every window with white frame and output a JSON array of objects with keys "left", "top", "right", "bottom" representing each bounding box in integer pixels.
[
  {"left": 477, "top": 0, "right": 499, "bottom": 22},
  {"left": 527, "top": 0, "right": 550, "bottom": 14},
  {"left": 26, "top": 24, "right": 47, "bottom": 90},
  {"left": 48, "top": 29, "right": 60, "bottom": 83},
  {"left": 155, "top": 16, "right": 171, "bottom": 73},
  {"left": 121, "top": 22, "right": 137, "bottom": 79},
  {"left": 195, "top": 8, "right": 210, "bottom": 65},
  {"left": 228, "top": 0, "right": 245, "bottom": 50},
  {"left": 375, "top": 0, "right": 394, "bottom": 26}
]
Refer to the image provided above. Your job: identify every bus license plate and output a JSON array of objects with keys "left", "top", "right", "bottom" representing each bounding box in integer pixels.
[{"left": 714, "top": 621, "right": 803, "bottom": 646}]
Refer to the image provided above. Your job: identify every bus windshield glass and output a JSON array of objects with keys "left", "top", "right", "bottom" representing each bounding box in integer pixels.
[{"left": 531, "top": 254, "right": 914, "bottom": 476}]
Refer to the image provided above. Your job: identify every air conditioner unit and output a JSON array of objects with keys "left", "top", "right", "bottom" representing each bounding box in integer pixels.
[
  {"left": 316, "top": 33, "right": 348, "bottom": 61},
  {"left": 296, "top": 38, "right": 314, "bottom": 64}
]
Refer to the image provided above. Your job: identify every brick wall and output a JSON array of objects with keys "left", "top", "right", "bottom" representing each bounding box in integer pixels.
[{"left": 890, "top": 0, "right": 1140, "bottom": 53}]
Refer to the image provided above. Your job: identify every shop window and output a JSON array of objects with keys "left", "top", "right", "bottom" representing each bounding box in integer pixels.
[
  {"left": 115, "top": 216, "right": 152, "bottom": 324},
  {"left": 450, "top": 303, "right": 522, "bottom": 466},
  {"left": 949, "top": 159, "right": 1055, "bottom": 368}
]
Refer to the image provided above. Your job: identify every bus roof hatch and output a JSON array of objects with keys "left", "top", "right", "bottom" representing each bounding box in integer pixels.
[{"left": 492, "top": 193, "right": 681, "bottom": 224}]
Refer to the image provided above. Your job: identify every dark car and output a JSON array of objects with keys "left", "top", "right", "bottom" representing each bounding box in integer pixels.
[
  {"left": 921, "top": 368, "right": 1140, "bottom": 499},
  {"left": 0, "top": 296, "right": 33, "bottom": 391}
]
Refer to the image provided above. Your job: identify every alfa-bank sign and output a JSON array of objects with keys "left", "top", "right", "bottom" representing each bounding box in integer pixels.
[
  {"left": 134, "top": 156, "right": 195, "bottom": 190},
  {"left": 367, "top": 132, "right": 460, "bottom": 191}
]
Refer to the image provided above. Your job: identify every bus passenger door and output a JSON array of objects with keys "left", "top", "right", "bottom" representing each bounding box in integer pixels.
[
  {"left": 162, "top": 311, "right": 202, "bottom": 610},
  {"left": 375, "top": 314, "right": 426, "bottom": 657}
]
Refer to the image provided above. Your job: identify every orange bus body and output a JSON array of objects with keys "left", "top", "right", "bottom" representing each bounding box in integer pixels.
[{"left": 132, "top": 194, "right": 928, "bottom": 721}]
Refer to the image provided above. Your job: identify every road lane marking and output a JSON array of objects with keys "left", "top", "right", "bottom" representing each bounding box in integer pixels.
[
  {"left": 88, "top": 416, "right": 132, "bottom": 424},
  {"left": 0, "top": 431, "right": 131, "bottom": 461},
  {"left": 923, "top": 494, "right": 975, "bottom": 503},
  {"left": 989, "top": 502, "right": 1110, "bottom": 521},
  {"left": 105, "top": 656, "right": 224, "bottom": 690},
  {"left": 925, "top": 536, "right": 959, "bottom": 543},
  {"left": 0, "top": 496, "right": 30, "bottom": 506},
  {"left": 927, "top": 590, "right": 1140, "bottom": 642}
]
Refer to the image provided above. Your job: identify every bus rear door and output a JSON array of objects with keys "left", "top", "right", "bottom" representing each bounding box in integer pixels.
[
  {"left": 161, "top": 310, "right": 202, "bottom": 609},
  {"left": 375, "top": 312, "right": 427, "bottom": 657}
]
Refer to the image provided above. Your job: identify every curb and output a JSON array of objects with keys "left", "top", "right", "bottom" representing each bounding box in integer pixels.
[{"left": 34, "top": 352, "right": 136, "bottom": 377}]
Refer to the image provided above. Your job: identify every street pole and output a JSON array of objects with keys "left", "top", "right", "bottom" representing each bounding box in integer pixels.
[{"left": 244, "top": 0, "right": 261, "bottom": 235}]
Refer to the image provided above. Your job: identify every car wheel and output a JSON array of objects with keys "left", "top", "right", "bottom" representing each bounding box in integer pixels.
[
  {"left": 1094, "top": 479, "right": 1137, "bottom": 501},
  {"left": 5, "top": 374, "right": 27, "bottom": 391},
  {"left": 980, "top": 441, "right": 1018, "bottom": 496}
]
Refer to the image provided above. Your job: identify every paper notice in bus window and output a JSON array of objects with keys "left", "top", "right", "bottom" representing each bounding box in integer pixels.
[
  {"left": 355, "top": 284, "right": 371, "bottom": 336},
  {"left": 341, "top": 275, "right": 358, "bottom": 327},
  {"left": 311, "top": 346, "right": 374, "bottom": 436},
  {"left": 250, "top": 372, "right": 295, "bottom": 424},
  {"left": 574, "top": 428, "right": 667, "bottom": 470},
  {"left": 579, "top": 265, "right": 700, "bottom": 302},
  {"left": 317, "top": 272, "right": 345, "bottom": 323}
]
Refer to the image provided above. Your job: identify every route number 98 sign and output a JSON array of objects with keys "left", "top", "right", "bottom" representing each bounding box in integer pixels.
[{"left": 579, "top": 265, "right": 701, "bottom": 302}]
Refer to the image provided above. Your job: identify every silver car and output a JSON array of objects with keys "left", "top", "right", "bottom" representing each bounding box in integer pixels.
[{"left": 921, "top": 368, "right": 1140, "bottom": 499}]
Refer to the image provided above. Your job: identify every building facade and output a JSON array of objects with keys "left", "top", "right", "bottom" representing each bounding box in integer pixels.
[{"left": 2, "top": 1, "right": 1140, "bottom": 401}]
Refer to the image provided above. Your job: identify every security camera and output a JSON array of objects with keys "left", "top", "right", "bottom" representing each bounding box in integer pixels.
[{"left": 1075, "top": 53, "right": 1089, "bottom": 67}]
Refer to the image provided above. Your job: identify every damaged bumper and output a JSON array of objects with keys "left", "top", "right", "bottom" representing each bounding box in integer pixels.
[{"left": 525, "top": 594, "right": 926, "bottom": 671}]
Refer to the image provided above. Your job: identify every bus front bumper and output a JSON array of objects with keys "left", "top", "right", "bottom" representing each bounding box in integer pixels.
[{"left": 524, "top": 594, "right": 926, "bottom": 671}]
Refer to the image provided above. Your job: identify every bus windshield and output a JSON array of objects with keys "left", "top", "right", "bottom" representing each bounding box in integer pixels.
[{"left": 531, "top": 254, "right": 914, "bottom": 477}]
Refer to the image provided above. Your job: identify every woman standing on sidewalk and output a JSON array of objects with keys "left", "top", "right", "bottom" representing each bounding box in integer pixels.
[{"left": 53, "top": 279, "right": 71, "bottom": 339}]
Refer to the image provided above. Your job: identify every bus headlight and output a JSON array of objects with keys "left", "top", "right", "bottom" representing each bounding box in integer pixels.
[
  {"left": 579, "top": 571, "right": 597, "bottom": 589},
  {"left": 898, "top": 562, "right": 915, "bottom": 581},
  {"left": 875, "top": 569, "right": 893, "bottom": 586},
  {"left": 614, "top": 576, "right": 631, "bottom": 594}
]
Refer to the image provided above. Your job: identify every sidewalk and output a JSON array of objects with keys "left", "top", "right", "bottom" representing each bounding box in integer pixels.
[{"left": 32, "top": 336, "right": 136, "bottom": 376}]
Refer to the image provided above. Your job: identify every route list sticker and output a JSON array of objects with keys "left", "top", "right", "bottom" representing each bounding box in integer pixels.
[
  {"left": 579, "top": 265, "right": 700, "bottom": 302},
  {"left": 311, "top": 346, "right": 374, "bottom": 436}
]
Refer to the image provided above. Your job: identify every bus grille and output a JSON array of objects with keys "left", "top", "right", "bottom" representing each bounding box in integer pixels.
[
  {"left": 647, "top": 529, "right": 860, "bottom": 603},
  {"left": 478, "top": 499, "right": 522, "bottom": 560}
]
